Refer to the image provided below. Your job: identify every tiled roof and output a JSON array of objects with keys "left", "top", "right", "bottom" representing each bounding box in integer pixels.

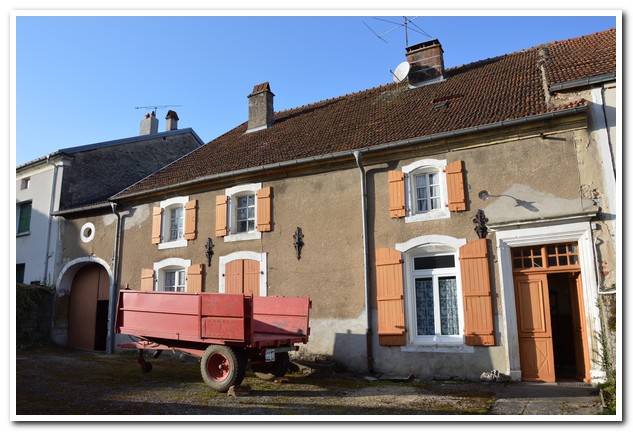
[
  {"left": 114, "top": 29, "right": 615, "bottom": 199},
  {"left": 543, "top": 29, "right": 616, "bottom": 86}
]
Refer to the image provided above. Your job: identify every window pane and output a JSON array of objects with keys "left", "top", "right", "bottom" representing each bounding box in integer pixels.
[
  {"left": 248, "top": 195, "right": 255, "bottom": 206},
  {"left": 568, "top": 244, "right": 578, "bottom": 253},
  {"left": 430, "top": 198, "right": 440, "bottom": 210},
  {"left": 559, "top": 256, "right": 568, "bottom": 266},
  {"left": 534, "top": 257, "right": 543, "bottom": 268},
  {"left": 414, "top": 255, "right": 455, "bottom": 270},
  {"left": 247, "top": 207, "right": 255, "bottom": 218},
  {"left": 415, "top": 278, "right": 435, "bottom": 336},
  {"left": 570, "top": 255, "right": 578, "bottom": 265},
  {"left": 547, "top": 245, "right": 556, "bottom": 254},
  {"left": 247, "top": 220, "right": 255, "bottom": 231},
  {"left": 439, "top": 277, "right": 459, "bottom": 335},
  {"left": 238, "top": 221, "right": 247, "bottom": 233},
  {"left": 557, "top": 245, "right": 566, "bottom": 254},
  {"left": 238, "top": 196, "right": 248, "bottom": 207},
  {"left": 238, "top": 208, "right": 247, "bottom": 220},
  {"left": 16, "top": 264, "right": 25, "bottom": 284},
  {"left": 18, "top": 202, "right": 32, "bottom": 234},
  {"left": 169, "top": 207, "right": 184, "bottom": 241}
]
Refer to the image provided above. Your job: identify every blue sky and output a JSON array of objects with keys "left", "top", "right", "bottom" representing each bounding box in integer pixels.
[{"left": 13, "top": 12, "right": 618, "bottom": 166}]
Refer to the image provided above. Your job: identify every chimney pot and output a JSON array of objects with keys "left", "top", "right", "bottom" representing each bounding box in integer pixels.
[
  {"left": 165, "top": 110, "right": 179, "bottom": 131},
  {"left": 247, "top": 82, "right": 274, "bottom": 132},
  {"left": 406, "top": 39, "right": 445, "bottom": 87}
]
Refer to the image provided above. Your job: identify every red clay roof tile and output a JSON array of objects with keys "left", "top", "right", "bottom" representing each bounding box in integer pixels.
[{"left": 114, "top": 29, "right": 615, "bottom": 199}]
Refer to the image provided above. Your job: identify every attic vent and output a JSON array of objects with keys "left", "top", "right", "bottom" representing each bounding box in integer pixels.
[{"left": 431, "top": 94, "right": 463, "bottom": 110}]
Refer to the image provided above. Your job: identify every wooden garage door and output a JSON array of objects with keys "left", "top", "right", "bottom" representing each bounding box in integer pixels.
[{"left": 68, "top": 264, "right": 109, "bottom": 351}]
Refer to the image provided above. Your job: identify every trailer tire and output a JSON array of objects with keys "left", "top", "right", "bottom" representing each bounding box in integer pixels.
[
  {"left": 253, "top": 351, "right": 290, "bottom": 380},
  {"left": 200, "top": 345, "right": 246, "bottom": 392}
]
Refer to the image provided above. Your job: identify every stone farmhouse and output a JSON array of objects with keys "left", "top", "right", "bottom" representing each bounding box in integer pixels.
[{"left": 56, "top": 29, "right": 617, "bottom": 383}]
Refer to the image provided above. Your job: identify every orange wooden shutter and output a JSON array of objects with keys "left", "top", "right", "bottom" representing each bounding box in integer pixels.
[
  {"left": 140, "top": 268, "right": 155, "bottom": 292},
  {"left": 256, "top": 186, "right": 273, "bottom": 232},
  {"left": 459, "top": 238, "right": 495, "bottom": 346},
  {"left": 151, "top": 207, "right": 163, "bottom": 244},
  {"left": 243, "top": 259, "right": 261, "bottom": 296},
  {"left": 224, "top": 260, "right": 243, "bottom": 294},
  {"left": 388, "top": 171, "right": 406, "bottom": 218},
  {"left": 215, "top": 195, "right": 228, "bottom": 237},
  {"left": 187, "top": 263, "right": 204, "bottom": 293},
  {"left": 446, "top": 160, "right": 466, "bottom": 212},
  {"left": 375, "top": 248, "right": 406, "bottom": 346},
  {"left": 184, "top": 199, "right": 198, "bottom": 240}
]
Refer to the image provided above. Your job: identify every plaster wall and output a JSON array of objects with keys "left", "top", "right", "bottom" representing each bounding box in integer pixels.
[{"left": 16, "top": 162, "right": 65, "bottom": 285}]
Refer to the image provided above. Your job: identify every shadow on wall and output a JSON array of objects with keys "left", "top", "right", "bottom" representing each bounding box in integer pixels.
[{"left": 331, "top": 331, "right": 369, "bottom": 372}]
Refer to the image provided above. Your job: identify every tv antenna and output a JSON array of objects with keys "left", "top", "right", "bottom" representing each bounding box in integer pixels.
[
  {"left": 135, "top": 104, "right": 182, "bottom": 113},
  {"left": 363, "top": 16, "right": 432, "bottom": 47}
]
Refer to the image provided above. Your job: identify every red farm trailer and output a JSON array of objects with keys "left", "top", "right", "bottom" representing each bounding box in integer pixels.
[{"left": 115, "top": 290, "right": 311, "bottom": 392}]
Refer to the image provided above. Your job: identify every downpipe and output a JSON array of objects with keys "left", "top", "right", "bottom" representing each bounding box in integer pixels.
[
  {"left": 106, "top": 202, "right": 122, "bottom": 354},
  {"left": 353, "top": 150, "right": 374, "bottom": 372}
]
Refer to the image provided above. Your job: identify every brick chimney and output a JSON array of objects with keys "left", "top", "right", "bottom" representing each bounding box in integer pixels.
[
  {"left": 406, "top": 39, "right": 445, "bottom": 87},
  {"left": 247, "top": 82, "right": 274, "bottom": 132},
  {"left": 165, "top": 110, "right": 179, "bottom": 131},
  {"left": 140, "top": 111, "right": 159, "bottom": 135}
]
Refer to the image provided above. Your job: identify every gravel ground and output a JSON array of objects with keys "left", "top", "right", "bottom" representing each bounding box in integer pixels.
[{"left": 14, "top": 345, "right": 500, "bottom": 418}]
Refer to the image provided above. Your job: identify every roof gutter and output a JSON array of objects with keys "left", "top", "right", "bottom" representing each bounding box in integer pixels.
[
  {"left": 113, "top": 105, "right": 588, "bottom": 201},
  {"left": 549, "top": 73, "right": 616, "bottom": 92}
]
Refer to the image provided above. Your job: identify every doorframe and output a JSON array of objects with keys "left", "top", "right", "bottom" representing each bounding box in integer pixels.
[
  {"left": 55, "top": 256, "right": 113, "bottom": 348},
  {"left": 494, "top": 221, "right": 603, "bottom": 382},
  {"left": 218, "top": 251, "right": 267, "bottom": 296}
]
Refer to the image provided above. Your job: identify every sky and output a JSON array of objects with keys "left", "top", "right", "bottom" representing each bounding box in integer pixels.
[{"left": 12, "top": 11, "right": 618, "bottom": 167}]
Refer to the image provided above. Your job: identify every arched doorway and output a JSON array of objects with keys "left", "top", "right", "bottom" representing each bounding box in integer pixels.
[{"left": 68, "top": 263, "right": 110, "bottom": 351}]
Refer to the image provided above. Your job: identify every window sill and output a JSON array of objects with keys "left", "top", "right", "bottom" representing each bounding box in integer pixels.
[
  {"left": 405, "top": 208, "right": 450, "bottom": 223},
  {"left": 224, "top": 231, "right": 262, "bottom": 243},
  {"left": 16, "top": 231, "right": 30, "bottom": 237},
  {"left": 401, "top": 344, "right": 474, "bottom": 354},
  {"left": 157, "top": 239, "right": 187, "bottom": 250}
]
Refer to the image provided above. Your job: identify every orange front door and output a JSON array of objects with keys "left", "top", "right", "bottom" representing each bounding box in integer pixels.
[
  {"left": 569, "top": 273, "right": 591, "bottom": 382},
  {"left": 514, "top": 273, "right": 556, "bottom": 382},
  {"left": 225, "top": 259, "right": 260, "bottom": 295}
]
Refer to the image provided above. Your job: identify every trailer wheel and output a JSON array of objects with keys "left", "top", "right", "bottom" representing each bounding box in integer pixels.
[
  {"left": 200, "top": 345, "right": 246, "bottom": 392},
  {"left": 253, "top": 351, "right": 290, "bottom": 380}
]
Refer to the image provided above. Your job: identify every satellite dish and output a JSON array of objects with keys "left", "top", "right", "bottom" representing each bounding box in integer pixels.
[{"left": 392, "top": 61, "right": 410, "bottom": 83}]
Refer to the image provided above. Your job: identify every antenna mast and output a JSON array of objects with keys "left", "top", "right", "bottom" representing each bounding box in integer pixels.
[
  {"left": 135, "top": 104, "right": 182, "bottom": 113},
  {"left": 363, "top": 16, "right": 432, "bottom": 47}
]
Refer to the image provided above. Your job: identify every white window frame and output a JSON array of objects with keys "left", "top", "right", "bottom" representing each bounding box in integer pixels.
[
  {"left": 153, "top": 258, "right": 191, "bottom": 292},
  {"left": 396, "top": 235, "right": 471, "bottom": 352},
  {"left": 402, "top": 159, "right": 450, "bottom": 223},
  {"left": 218, "top": 251, "right": 267, "bottom": 296},
  {"left": 158, "top": 196, "right": 188, "bottom": 250},
  {"left": 224, "top": 183, "right": 262, "bottom": 243}
]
